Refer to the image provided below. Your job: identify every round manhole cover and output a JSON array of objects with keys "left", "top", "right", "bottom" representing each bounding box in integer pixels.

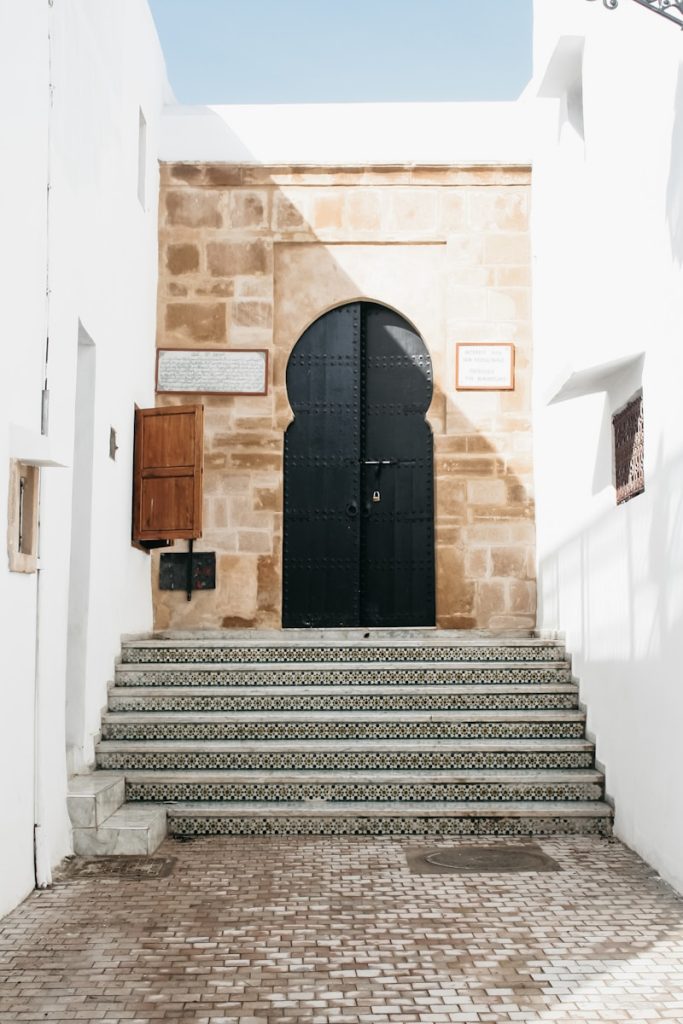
[{"left": 408, "top": 844, "right": 560, "bottom": 874}]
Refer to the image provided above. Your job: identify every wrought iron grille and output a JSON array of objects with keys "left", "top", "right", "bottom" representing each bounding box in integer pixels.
[
  {"left": 588, "top": 0, "right": 683, "bottom": 29},
  {"left": 613, "top": 395, "right": 645, "bottom": 505}
]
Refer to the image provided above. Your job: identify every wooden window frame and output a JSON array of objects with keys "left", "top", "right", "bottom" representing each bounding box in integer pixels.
[
  {"left": 132, "top": 403, "right": 204, "bottom": 546},
  {"left": 613, "top": 393, "right": 644, "bottom": 506},
  {"left": 7, "top": 460, "right": 40, "bottom": 573}
]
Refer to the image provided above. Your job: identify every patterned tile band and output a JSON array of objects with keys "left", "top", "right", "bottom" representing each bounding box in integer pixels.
[
  {"left": 121, "top": 644, "right": 566, "bottom": 665},
  {"left": 102, "top": 721, "right": 585, "bottom": 741},
  {"left": 115, "top": 666, "right": 572, "bottom": 687},
  {"left": 116, "top": 663, "right": 573, "bottom": 688},
  {"left": 168, "top": 814, "right": 611, "bottom": 837},
  {"left": 99, "top": 750, "right": 594, "bottom": 771},
  {"left": 125, "top": 780, "right": 603, "bottom": 802},
  {"left": 109, "top": 691, "right": 579, "bottom": 713}
]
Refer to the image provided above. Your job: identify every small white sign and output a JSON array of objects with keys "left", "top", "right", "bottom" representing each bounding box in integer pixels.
[
  {"left": 455, "top": 343, "right": 515, "bottom": 391},
  {"left": 156, "top": 348, "right": 268, "bottom": 396}
]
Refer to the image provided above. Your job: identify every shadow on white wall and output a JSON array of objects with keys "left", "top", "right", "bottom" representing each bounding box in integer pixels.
[{"left": 666, "top": 64, "right": 683, "bottom": 265}]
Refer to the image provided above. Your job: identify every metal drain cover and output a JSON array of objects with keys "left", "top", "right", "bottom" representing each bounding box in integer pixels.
[
  {"left": 66, "top": 856, "right": 176, "bottom": 880},
  {"left": 406, "top": 843, "right": 560, "bottom": 874}
]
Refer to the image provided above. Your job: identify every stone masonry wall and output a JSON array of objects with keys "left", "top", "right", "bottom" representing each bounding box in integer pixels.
[{"left": 153, "top": 163, "right": 535, "bottom": 630}]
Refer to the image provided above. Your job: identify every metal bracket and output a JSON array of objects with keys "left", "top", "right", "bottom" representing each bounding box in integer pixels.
[{"left": 588, "top": 0, "right": 683, "bottom": 29}]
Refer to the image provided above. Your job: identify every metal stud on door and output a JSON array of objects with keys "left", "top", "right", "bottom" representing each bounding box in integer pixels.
[{"left": 283, "top": 302, "right": 434, "bottom": 628}]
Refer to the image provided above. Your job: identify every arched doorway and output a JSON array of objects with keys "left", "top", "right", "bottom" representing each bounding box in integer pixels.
[{"left": 283, "top": 301, "right": 435, "bottom": 627}]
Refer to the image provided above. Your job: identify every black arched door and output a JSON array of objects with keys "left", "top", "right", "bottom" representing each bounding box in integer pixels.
[{"left": 283, "top": 302, "right": 434, "bottom": 628}]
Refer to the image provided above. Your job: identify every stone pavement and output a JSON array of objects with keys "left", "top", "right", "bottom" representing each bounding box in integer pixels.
[{"left": 1, "top": 836, "right": 683, "bottom": 1023}]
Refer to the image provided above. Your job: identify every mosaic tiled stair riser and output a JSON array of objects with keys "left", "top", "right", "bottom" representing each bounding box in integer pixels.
[
  {"left": 124, "top": 777, "right": 605, "bottom": 803},
  {"left": 101, "top": 718, "right": 587, "bottom": 741},
  {"left": 108, "top": 688, "right": 580, "bottom": 713},
  {"left": 120, "top": 643, "right": 566, "bottom": 666},
  {"left": 97, "top": 746, "right": 596, "bottom": 771},
  {"left": 115, "top": 665, "right": 572, "bottom": 687},
  {"left": 168, "top": 814, "right": 612, "bottom": 838},
  {"left": 97, "top": 634, "right": 612, "bottom": 837}
]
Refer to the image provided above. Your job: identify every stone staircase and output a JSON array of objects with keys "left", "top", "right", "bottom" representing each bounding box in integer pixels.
[
  {"left": 93, "top": 631, "right": 612, "bottom": 838},
  {"left": 67, "top": 772, "right": 166, "bottom": 855}
]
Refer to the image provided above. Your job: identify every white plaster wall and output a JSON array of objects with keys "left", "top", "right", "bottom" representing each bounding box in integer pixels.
[
  {"left": 532, "top": 0, "right": 683, "bottom": 891},
  {"left": 161, "top": 100, "right": 532, "bottom": 165},
  {"left": 0, "top": 0, "right": 167, "bottom": 918},
  {"left": 48, "top": 0, "right": 167, "bottom": 773},
  {"left": 0, "top": 0, "right": 50, "bottom": 921}
]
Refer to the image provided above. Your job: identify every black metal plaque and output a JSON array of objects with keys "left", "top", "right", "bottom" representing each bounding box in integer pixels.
[
  {"left": 159, "top": 552, "right": 216, "bottom": 591},
  {"left": 283, "top": 302, "right": 434, "bottom": 628}
]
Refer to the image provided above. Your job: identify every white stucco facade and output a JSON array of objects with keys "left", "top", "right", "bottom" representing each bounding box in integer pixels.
[
  {"left": 160, "top": 100, "right": 532, "bottom": 165},
  {"left": 531, "top": 0, "right": 683, "bottom": 892},
  {"left": 0, "top": 0, "right": 167, "bottom": 918},
  {"left": 3, "top": 0, "right": 683, "bottom": 922}
]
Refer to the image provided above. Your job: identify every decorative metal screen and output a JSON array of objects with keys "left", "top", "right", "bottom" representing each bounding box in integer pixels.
[
  {"left": 588, "top": 1, "right": 683, "bottom": 31},
  {"left": 613, "top": 395, "right": 644, "bottom": 505}
]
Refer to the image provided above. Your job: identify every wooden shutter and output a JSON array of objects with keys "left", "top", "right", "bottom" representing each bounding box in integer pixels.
[{"left": 132, "top": 404, "right": 203, "bottom": 543}]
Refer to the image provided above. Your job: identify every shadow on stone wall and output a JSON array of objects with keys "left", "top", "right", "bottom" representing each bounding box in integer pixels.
[{"left": 152, "top": 159, "right": 535, "bottom": 631}]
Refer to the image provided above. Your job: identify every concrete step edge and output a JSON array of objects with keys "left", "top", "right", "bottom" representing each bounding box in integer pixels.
[
  {"left": 120, "top": 768, "right": 604, "bottom": 783},
  {"left": 67, "top": 773, "right": 125, "bottom": 829},
  {"left": 116, "top": 660, "right": 570, "bottom": 672},
  {"left": 102, "top": 709, "right": 587, "bottom": 724},
  {"left": 97, "top": 738, "right": 595, "bottom": 753},
  {"left": 98, "top": 804, "right": 167, "bottom": 831},
  {"left": 71, "top": 802, "right": 167, "bottom": 856},
  {"left": 110, "top": 683, "right": 579, "bottom": 697},
  {"left": 121, "top": 635, "right": 565, "bottom": 649},
  {"left": 165, "top": 799, "right": 613, "bottom": 819}
]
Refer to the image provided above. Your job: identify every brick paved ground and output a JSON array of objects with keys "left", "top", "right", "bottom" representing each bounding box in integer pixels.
[{"left": 1, "top": 835, "right": 683, "bottom": 1023}]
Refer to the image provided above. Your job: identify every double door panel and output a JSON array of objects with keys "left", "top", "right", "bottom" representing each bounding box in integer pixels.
[{"left": 283, "top": 302, "right": 434, "bottom": 628}]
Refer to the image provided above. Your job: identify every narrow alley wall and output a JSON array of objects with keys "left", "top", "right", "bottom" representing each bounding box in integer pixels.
[
  {"left": 0, "top": 0, "right": 166, "bottom": 917},
  {"left": 532, "top": 0, "right": 683, "bottom": 892}
]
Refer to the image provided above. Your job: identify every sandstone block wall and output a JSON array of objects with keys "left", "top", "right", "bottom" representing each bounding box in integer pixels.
[{"left": 153, "top": 163, "right": 535, "bottom": 631}]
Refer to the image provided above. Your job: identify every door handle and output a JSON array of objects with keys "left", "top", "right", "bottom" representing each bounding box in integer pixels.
[{"left": 345, "top": 501, "right": 358, "bottom": 517}]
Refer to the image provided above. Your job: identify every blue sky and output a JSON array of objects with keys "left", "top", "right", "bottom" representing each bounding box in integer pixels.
[{"left": 149, "top": 0, "right": 532, "bottom": 105}]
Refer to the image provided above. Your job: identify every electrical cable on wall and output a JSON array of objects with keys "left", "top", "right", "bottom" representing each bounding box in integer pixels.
[
  {"left": 33, "top": 0, "right": 56, "bottom": 893},
  {"left": 41, "top": 0, "right": 55, "bottom": 436}
]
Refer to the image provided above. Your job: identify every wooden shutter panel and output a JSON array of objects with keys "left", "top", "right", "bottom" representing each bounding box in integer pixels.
[{"left": 132, "top": 404, "right": 204, "bottom": 542}]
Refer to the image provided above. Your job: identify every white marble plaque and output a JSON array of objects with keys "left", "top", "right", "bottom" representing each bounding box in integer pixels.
[
  {"left": 455, "top": 343, "right": 515, "bottom": 391},
  {"left": 156, "top": 348, "right": 268, "bottom": 395}
]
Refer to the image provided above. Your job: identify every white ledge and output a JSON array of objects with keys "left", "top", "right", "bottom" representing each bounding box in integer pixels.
[
  {"left": 9, "top": 424, "right": 67, "bottom": 468},
  {"left": 160, "top": 100, "right": 533, "bottom": 166},
  {"left": 546, "top": 352, "right": 645, "bottom": 405}
]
